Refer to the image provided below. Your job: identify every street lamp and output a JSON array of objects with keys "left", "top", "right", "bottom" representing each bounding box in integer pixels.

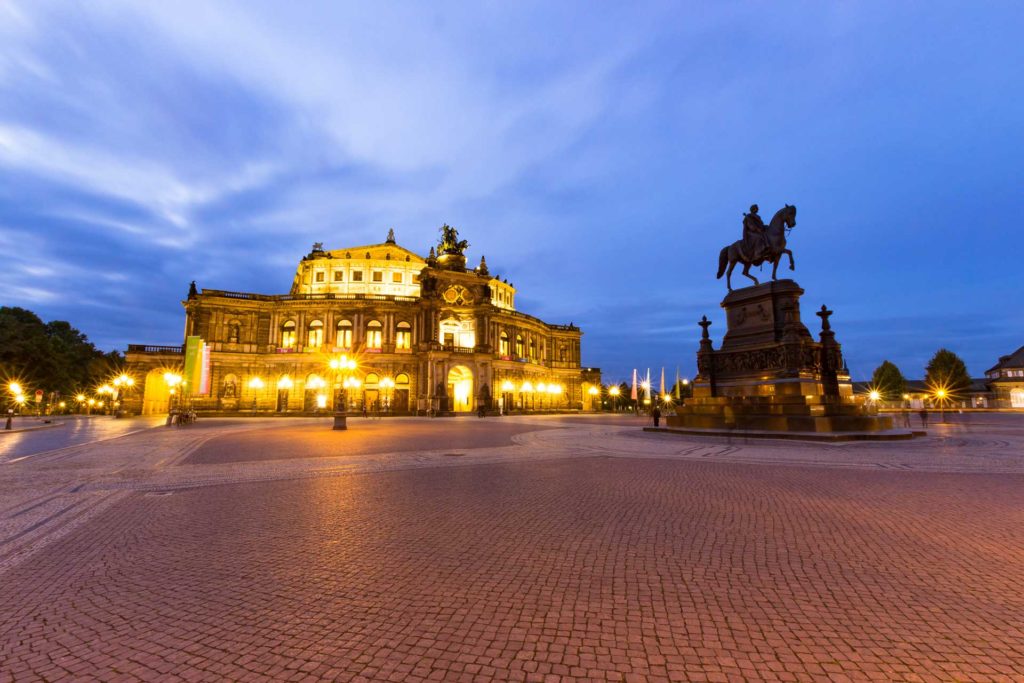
[
  {"left": 248, "top": 376, "right": 264, "bottom": 412},
  {"left": 609, "top": 385, "right": 620, "bottom": 412},
  {"left": 588, "top": 385, "right": 599, "bottom": 411},
  {"left": 501, "top": 379, "right": 514, "bottom": 415},
  {"left": 380, "top": 377, "right": 395, "bottom": 414},
  {"left": 521, "top": 380, "right": 534, "bottom": 412},
  {"left": 934, "top": 387, "right": 948, "bottom": 423},
  {"left": 112, "top": 373, "right": 135, "bottom": 417},
  {"left": 163, "top": 372, "right": 183, "bottom": 414},
  {"left": 328, "top": 354, "right": 359, "bottom": 430}
]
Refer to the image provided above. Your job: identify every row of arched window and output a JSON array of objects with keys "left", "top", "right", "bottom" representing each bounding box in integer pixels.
[
  {"left": 497, "top": 331, "right": 570, "bottom": 362},
  {"left": 280, "top": 319, "right": 412, "bottom": 351}
]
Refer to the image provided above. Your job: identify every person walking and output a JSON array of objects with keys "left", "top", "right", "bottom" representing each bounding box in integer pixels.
[
  {"left": 652, "top": 405, "right": 662, "bottom": 428},
  {"left": 919, "top": 407, "right": 929, "bottom": 428}
]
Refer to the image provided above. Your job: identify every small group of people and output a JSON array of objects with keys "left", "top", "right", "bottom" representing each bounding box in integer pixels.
[{"left": 166, "top": 408, "right": 196, "bottom": 426}]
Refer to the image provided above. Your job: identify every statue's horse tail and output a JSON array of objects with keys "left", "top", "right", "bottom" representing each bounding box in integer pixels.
[{"left": 716, "top": 246, "right": 728, "bottom": 279}]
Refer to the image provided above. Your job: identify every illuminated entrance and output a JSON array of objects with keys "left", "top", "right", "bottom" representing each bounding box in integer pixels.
[{"left": 447, "top": 365, "right": 473, "bottom": 412}]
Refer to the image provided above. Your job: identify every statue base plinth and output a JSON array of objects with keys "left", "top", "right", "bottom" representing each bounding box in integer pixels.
[{"left": 672, "top": 279, "right": 897, "bottom": 436}]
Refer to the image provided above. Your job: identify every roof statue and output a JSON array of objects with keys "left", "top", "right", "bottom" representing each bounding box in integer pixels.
[
  {"left": 477, "top": 254, "right": 489, "bottom": 276},
  {"left": 386, "top": 228, "right": 396, "bottom": 244},
  {"left": 716, "top": 204, "right": 797, "bottom": 290},
  {"left": 311, "top": 242, "right": 324, "bottom": 252},
  {"left": 438, "top": 224, "right": 469, "bottom": 255}
]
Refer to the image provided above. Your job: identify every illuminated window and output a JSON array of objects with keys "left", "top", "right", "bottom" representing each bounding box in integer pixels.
[
  {"left": 364, "top": 373, "right": 380, "bottom": 386},
  {"left": 307, "top": 320, "right": 324, "bottom": 348},
  {"left": 314, "top": 271, "right": 325, "bottom": 283},
  {"left": 392, "top": 272, "right": 403, "bottom": 283},
  {"left": 412, "top": 274, "right": 420, "bottom": 284},
  {"left": 395, "top": 373, "right": 410, "bottom": 386},
  {"left": 336, "top": 320, "right": 353, "bottom": 349},
  {"left": 396, "top": 321, "right": 412, "bottom": 350},
  {"left": 366, "top": 320, "right": 382, "bottom": 349},
  {"left": 352, "top": 271, "right": 364, "bottom": 282},
  {"left": 333, "top": 270, "right": 344, "bottom": 282},
  {"left": 515, "top": 335, "right": 524, "bottom": 358},
  {"left": 499, "top": 332, "right": 509, "bottom": 356},
  {"left": 529, "top": 339, "right": 537, "bottom": 360},
  {"left": 281, "top": 321, "right": 297, "bottom": 348},
  {"left": 372, "top": 271, "right": 383, "bottom": 282}
]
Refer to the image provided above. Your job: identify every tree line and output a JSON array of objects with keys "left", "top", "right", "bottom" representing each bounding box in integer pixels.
[
  {"left": 870, "top": 348, "right": 972, "bottom": 400},
  {"left": 0, "top": 307, "right": 123, "bottom": 398}
]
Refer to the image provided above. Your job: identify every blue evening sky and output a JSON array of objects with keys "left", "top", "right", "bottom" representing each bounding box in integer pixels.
[{"left": 1, "top": 2, "right": 1021, "bottom": 383}]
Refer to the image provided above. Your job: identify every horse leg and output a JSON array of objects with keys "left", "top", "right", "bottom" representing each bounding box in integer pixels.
[
  {"left": 726, "top": 261, "right": 735, "bottom": 291},
  {"left": 771, "top": 255, "right": 780, "bottom": 281},
  {"left": 742, "top": 263, "right": 759, "bottom": 286},
  {"left": 785, "top": 248, "right": 795, "bottom": 271}
]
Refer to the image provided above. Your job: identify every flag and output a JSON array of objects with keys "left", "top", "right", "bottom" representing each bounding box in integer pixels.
[
  {"left": 660, "top": 368, "right": 665, "bottom": 397},
  {"left": 631, "top": 369, "right": 638, "bottom": 401},
  {"left": 674, "top": 366, "right": 680, "bottom": 399}
]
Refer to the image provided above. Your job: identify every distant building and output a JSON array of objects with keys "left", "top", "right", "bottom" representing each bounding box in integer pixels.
[
  {"left": 125, "top": 229, "right": 597, "bottom": 415},
  {"left": 985, "top": 346, "right": 1024, "bottom": 408},
  {"left": 851, "top": 345, "right": 1024, "bottom": 410}
]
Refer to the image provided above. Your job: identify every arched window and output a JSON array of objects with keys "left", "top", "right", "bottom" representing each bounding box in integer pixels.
[
  {"left": 366, "top": 320, "right": 382, "bottom": 350},
  {"left": 1012, "top": 388, "right": 1024, "bottom": 408},
  {"left": 281, "top": 321, "right": 296, "bottom": 348},
  {"left": 396, "top": 321, "right": 412, "bottom": 350},
  {"left": 499, "top": 331, "right": 509, "bottom": 356},
  {"left": 336, "top": 319, "right": 353, "bottom": 349},
  {"left": 307, "top": 320, "right": 324, "bottom": 348},
  {"left": 515, "top": 334, "right": 524, "bottom": 359},
  {"left": 395, "top": 373, "right": 410, "bottom": 386},
  {"left": 364, "top": 373, "right": 380, "bottom": 386}
]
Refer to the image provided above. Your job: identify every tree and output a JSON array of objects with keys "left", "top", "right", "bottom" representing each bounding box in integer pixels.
[
  {"left": 871, "top": 360, "right": 906, "bottom": 400},
  {"left": 925, "top": 348, "right": 972, "bottom": 396},
  {"left": 0, "top": 306, "right": 115, "bottom": 396}
]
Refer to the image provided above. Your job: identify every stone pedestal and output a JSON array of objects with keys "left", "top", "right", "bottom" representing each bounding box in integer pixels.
[{"left": 668, "top": 280, "right": 894, "bottom": 435}]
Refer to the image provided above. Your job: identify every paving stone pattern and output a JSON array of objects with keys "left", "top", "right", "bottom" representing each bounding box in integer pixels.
[{"left": 2, "top": 414, "right": 1024, "bottom": 681}]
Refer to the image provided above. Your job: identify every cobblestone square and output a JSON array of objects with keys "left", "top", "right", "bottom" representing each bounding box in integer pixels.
[{"left": 2, "top": 414, "right": 1024, "bottom": 681}]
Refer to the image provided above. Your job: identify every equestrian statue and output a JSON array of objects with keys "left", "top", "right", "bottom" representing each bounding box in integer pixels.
[{"left": 716, "top": 203, "right": 797, "bottom": 290}]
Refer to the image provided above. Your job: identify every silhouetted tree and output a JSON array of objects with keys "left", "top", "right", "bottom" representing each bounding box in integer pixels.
[
  {"left": 871, "top": 360, "right": 907, "bottom": 400},
  {"left": 924, "top": 348, "right": 971, "bottom": 396}
]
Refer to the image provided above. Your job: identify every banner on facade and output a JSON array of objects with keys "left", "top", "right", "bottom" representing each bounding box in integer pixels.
[{"left": 183, "top": 336, "right": 211, "bottom": 396}]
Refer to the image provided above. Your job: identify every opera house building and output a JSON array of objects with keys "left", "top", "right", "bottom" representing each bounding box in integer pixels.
[{"left": 125, "top": 228, "right": 597, "bottom": 415}]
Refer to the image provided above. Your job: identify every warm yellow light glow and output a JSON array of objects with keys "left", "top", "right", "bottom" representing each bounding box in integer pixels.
[
  {"left": 98, "top": 384, "right": 113, "bottom": 394},
  {"left": 307, "top": 376, "right": 326, "bottom": 390},
  {"left": 935, "top": 388, "right": 947, "bottom": 399},
  {"left": 59, "top": 401, "right": 66, "bottom": 408},
  {"left": 76, "top": 393, "right": 86, "bottom": 402},
  {"left": 902, "top": 393, "right": 910, "bottom": 400},
  {"left": 588, "top": 386, "right": 599, "bottom": 395},
  {"left": 609, "top": 386, "right": 620, "bottom": 397},
  {"left": 87, "top": 398, "right": 96, "bottom": 406},
  {"left": 537, "top": 382, "right": 547, "bottom": 393},
  {"left": 315, "top": 394, "right": 327, "bottom": 409},
  {"left": 97, "top": 401, "right": 104, "bottom": 408},
  {"left": 501, "top": 380, "right": 515, "bottom": 392},
  {"left": 163, "top": 372, "right": 182, "bottom": 387},
  {"left": 248, "top": 377, "right": 264, "bottom": 390},
  {"left": 682, "top": 378, "right": 690, "bottom": 385},
  {"left": 548, "top": 384, "right": 561, "bottom": 395},
  {"left": 662, "top": 394, "right": 672, "bottom": 402},
  {"left": 9, "top": 382, "right": 22, "bottom": 394},
  {"left": 521, "top": 381, "right": 534, "bottom": 393},
  {"left": 277, "top": 375, "right": 293, "bottom": 390},
  {"left": 16, "top": 394, "right": 27, "bottom": 405},
  {"left": 641, "top": 380, "right": 650, "bottom": 391},
  {"left": 380, "top": 377, "right": 395, "bottom": 389},
  {"left": 869, "top": 390, "right": 881, "bottom": 401}
]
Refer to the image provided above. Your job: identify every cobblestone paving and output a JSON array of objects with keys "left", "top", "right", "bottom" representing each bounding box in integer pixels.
[{"left": 2, "top": 414, "right": 1024, "bottom": 681}]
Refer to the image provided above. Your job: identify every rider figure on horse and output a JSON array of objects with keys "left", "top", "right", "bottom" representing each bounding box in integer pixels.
[{"left": 741, "top": 204, "right": 769, "bottom": 264}]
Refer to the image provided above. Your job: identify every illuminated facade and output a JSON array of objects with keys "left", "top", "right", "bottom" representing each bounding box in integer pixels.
[{"left": 125, "top": 229, "right": 596, "bottom": 414}]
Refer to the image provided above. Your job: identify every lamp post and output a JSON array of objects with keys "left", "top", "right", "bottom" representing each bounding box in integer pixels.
[
  {"left": 112, "top": 374, "right": 135, "bottom": 417},
  {"left": 380, "top": 377, "right": 395, "bottom": 414},
  {"left": 588, "top": 385, "right": 599, "bottom": 411},
  {"left": 609, "top": 385, "right": 620, "bottom": 412},
  {"left": 521, "top": 381, "right": 534, "bottom": 412},
  {"left": 163, "top": 372, "right": 183, "bottom": 421},
  {"left": 248, "top": 376, "right": 264, "bottom": 412},
  {"left": 329, "top": 354, "right": 358, "bottom": 430},
  {"left": 501, "top": 379, "right": 514, "bottom": 415},
  {"left": 935, "top": 388, "right": 947, "bottom": 423}
]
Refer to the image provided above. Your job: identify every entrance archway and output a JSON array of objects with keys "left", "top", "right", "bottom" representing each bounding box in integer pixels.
[
  {"left": 142, "top": 369, "right": 172, "bottom": 415},
  {"left": 447, "top": 365, "right": 473, "bottom": 412}
]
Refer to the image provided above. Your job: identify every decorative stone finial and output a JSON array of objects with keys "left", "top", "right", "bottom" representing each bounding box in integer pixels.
[
  {"left": 386, "top": 228, "right": 396, "bottom": 244},
  {"left": 311, "top": 242, "right": 324, "bottom": 252},
  {"left": 816, "top": 305, "right": 833, "bottom": 332},
  {"left": 428, "top": 246, "right": 436, "bottom": 260},
  {"left": 698, "top": 315, "right": 712, "bottom": 340},
  {"left": 188, "top": 280, "right": 198, "bottom": 300},
  {"left": 477, "top": 255, "right": 489, "bottom": 276}
]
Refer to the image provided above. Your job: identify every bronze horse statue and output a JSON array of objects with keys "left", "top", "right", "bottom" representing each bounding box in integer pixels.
[{"left": 717, "top": 204, "right": 797, "bottom": 290}]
